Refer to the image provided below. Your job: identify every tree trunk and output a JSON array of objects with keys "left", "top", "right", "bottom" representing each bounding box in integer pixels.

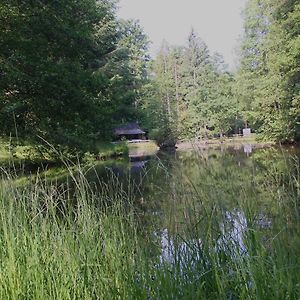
[{"left": 174, "top": 63, "right": 180, "bottom": 117}]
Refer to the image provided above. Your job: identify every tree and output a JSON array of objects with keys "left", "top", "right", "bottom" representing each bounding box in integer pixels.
[
  {"left": 147, "top": 30, "right": 235, "bottom": 141},
  {"left": 0, "top": 0, "right": 120, "bottom": 150},
  {"left": 235, "top": 0, "right": 300, "bottom": 142},
  {"left": 0, "top": 0, "right": 151, "bottom": 152},
  {"left": 234, "top": 0, "right": 270, "bottom": 132},
  {"left": 261, "top": 0, "right": 300, "bottom": 141}
]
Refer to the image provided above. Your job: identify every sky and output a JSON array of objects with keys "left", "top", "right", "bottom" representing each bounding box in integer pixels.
[{"left": 117, "top": 0, "right": 247, "bottom": 70}]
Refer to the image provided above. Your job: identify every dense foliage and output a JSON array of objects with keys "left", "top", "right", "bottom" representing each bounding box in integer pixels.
[
  {"left": 0, "top": 0, "right": 299, "bottom": 152},
  {"left": 0, "top": 0, "right": 148, "bottom": 151},
  {"left": 141, "top": 32, "right": 238, "bottom": 141},
  {"left": 236, "top": 0, "right": 300, "bottom": 142},
  {"left": 146, "top": 0, "right": 300, "bottom": 143}
]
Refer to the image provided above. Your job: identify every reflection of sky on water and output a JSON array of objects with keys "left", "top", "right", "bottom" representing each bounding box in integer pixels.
[
  {"left": 157, "top": 209, "right": 272, "bottom": 267},
  {"left": 244, "top": 144, "right": 252, "bottom": 156},
  {"left": 158, "top": 211, "right": 248, "bottom": 266},
  {"left": 218, "top": 210, "right": 248, "bottom": 256},
  {"left": 159, "top": 229, "right": 202, "bottom": 267}
]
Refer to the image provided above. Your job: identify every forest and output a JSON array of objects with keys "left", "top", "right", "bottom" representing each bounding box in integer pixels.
[
  {"left": 143, "top": 0, "right": 300, "bottom": 144},
  {"left": 0, "top": 0, "right": 299, "bottom": 153}
]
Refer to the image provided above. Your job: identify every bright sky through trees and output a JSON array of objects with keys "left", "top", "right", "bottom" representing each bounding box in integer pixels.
[{"left": 117, "top": 0, "right": 247, "bottom": 70}]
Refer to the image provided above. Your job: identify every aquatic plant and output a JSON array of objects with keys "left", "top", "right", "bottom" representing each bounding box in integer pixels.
[{"left": 0, "top": 152, "right": 299, "bottom": 299}]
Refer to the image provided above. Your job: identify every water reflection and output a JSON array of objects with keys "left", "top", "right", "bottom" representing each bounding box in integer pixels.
[
  {"left": 243, "top": 144, "right": 252, "bottom": 156},
  {"left": 219, "top": 210, "right": 248, "bottom": 256},
  {"left": 155, "top": 207, "right": 280, "bottom": 267},
  {"left": 1, "top": 144, "right": 299, "bottom": 268},
  {"left": 135, "top": 146, "right": 299, "bottom": 268},
  {"left": 158, "top": 229, "right": 202, "bottom": 267},
  {"left": 157, "top": 210, "right": 248, "bottom": 267}
]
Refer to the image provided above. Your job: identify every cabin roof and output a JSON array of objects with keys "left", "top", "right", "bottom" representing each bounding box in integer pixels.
[{"left": 114, "top": 123, "right": 145, "bottom": 135}]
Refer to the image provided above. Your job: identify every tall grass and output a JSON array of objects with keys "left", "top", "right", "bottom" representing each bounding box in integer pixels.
[{"left": 0, "top": 153, "right": 299, "bottom": 299}]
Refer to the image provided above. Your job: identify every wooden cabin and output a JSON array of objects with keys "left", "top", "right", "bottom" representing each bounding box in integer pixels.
[{"left": 114, "top": 123, "right": 146, "bottom": 141}]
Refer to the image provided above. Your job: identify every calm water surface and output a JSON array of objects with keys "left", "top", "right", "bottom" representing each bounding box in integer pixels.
[
  {"left": 3, "top": 144, "right": 300, "bottom": 262},
  {"left": 70, "top": 145, "right": 300, "bottom": 261}
]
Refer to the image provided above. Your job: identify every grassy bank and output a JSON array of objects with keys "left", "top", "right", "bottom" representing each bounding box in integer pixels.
[
  {"left": 0, "top": 138, "right": 129, "bottom": 166},
  {"left": 0, "top": 156, "right": 299, "bottom": 299}
]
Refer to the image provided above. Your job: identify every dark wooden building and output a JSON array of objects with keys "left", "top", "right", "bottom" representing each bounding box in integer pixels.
[{"left": 114, "top": 123, "right": 146, "bottom": 140}]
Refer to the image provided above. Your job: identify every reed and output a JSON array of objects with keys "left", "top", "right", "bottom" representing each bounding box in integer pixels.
[{"left": 0, "top": 155, "right": 299, "bottom": 299}]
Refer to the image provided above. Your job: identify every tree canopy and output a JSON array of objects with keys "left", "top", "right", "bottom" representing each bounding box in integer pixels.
[
  {"left": 0, "top": 0, "right": 149, "bottom": 151},
  {"left": 145, "top": 0, "right": 300, "bottom": 143},
  {"left": 0, "top": 0, "right": 299, "bottom": 153},
  {"left": 235, "top": 0, "right": 300, "bottom": 142}
]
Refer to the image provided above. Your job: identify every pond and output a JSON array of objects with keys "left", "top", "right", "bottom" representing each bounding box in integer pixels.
[
  {"left": 119, "top": 144, "right": 300, "bottom": 264},
  {"left": 5, "top": 143, "right": 300, "bottom": 264},
  {"left": 1, "top": 143, "right": 300, "bottom": 297}
]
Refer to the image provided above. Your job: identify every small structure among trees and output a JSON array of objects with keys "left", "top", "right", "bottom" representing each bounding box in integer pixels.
[{"left": 114, "top": 123, "right": 146, "bottom": 141}]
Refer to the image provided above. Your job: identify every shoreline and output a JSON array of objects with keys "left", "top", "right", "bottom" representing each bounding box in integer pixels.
[{"left": 176, "top": 137, "right": 275, "bottom": 151}]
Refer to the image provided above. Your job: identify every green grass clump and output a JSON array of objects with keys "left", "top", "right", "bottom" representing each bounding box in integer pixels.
[
  {"left": 0, "top": 155, "right": 299, "bottom": 299},
  {"left": 0, "top": 138, "right": 13, "bottom": 160},
  {"left": 0, "top": 172, "right": 146, "bottom": 299}
]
